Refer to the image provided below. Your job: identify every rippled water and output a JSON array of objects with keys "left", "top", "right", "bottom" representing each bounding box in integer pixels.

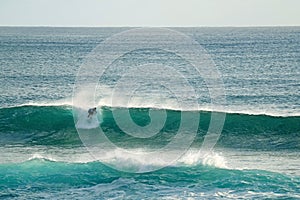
[{"left": 0, "top": 27, "right": 299, "bottom": 199}]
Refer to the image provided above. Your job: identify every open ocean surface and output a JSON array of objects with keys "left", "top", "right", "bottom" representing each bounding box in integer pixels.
[{"left": 0, "top": 27, "right": 299, "bottom": 199}]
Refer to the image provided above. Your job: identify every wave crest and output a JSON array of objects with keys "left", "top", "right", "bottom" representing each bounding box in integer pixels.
[{"left": 0, "top": 104, "right": 299, "bottom": 150}]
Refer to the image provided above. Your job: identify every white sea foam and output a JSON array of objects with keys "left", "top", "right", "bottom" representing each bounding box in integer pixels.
[
  {"left": 20, "top": 147, "right": 228, "bottom": 171},
  {"left": 178, "top": 150, "right": 228, "bottom": 168},
  {"left": 80, "top": 148, "right": 228, "bottom": 170},
  {"left": 27, "top": 153, "right": 58, "bottom": 162},
  {"left": 4, "top": 97, "right": 300, "bottom": 117},
  {"left": 75, "top": 111, "right": 101, "bottom": 129},
  {"left": 13, "top": 98, "right": 74, "bottom": 108}
]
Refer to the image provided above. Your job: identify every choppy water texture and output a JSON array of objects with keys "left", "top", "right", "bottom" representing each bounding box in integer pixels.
[{"left": 0, "top": 27, "right": 299, "bottom": 199}]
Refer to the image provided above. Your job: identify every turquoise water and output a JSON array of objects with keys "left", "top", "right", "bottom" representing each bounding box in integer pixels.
[{"left": 0, "top": 27, "right": 300, "bottom": 199}]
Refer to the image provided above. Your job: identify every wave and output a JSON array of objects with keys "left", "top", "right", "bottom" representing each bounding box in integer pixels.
[
  {"left": 21, "top": 150, "right": 227, "bottom": 169},
  {"left": 8, "top": 100, "right": 300, "bottom": 117},
  {"left": 0, "top": 105, "right": 299, "bottom": 150},
  {"left": 0, "top": 155, "right": 299, "bottom": 200},
  {"left": 0, "top": 105, "right": 80, "bottom": 146}
]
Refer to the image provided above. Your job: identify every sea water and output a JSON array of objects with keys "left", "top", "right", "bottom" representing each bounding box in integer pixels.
[{"left": 0, "top": 27, "right": 299, "bottom": 199}]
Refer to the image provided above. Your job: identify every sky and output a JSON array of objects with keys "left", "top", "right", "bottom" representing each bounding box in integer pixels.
[{"left": 0, "top": 0, "right": 299, "bottom": 27}]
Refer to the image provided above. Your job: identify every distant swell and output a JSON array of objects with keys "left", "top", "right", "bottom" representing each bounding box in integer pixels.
[{"left": 0, "top": 105, "right": 299, "bottom": 150}]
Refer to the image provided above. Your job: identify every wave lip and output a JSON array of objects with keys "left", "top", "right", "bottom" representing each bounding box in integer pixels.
[
  {"left": 3, "top": 98, "right": 300, "bottom": 117},
  {"left": 27, "top": 153, "right": 58, "bottom": 162}
]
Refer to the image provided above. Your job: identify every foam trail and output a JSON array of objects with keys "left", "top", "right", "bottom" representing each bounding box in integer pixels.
[{"left": 75, "top": 108, "right": 101, "bottom": 129}]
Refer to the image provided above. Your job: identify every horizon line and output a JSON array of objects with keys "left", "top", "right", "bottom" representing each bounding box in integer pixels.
[{"left": 0, "top": 25, "right": 299, "bottom": 28}]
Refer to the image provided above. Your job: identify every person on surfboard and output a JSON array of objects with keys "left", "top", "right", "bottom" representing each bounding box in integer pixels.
[{"left": 88, "top": 107, "right": 97, "bottom": 118}]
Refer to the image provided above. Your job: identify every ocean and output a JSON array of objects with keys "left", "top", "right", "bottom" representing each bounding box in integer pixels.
[{"left": 0, "top": 27, "right": 299, "bottom": 199}]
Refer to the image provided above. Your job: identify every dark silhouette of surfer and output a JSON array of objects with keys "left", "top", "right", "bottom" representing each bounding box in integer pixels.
[{"left": 88, "top": 107, "right": 97, "bottom": 118}]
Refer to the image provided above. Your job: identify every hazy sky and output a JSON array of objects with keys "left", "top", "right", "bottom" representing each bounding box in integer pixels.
[{"left": 0, "top": 0, "right": 299, "bottom": 26}]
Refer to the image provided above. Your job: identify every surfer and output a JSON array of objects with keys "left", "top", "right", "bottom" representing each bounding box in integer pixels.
[{"left": 88, "top": 107, "right": 97, "bottom": 118}]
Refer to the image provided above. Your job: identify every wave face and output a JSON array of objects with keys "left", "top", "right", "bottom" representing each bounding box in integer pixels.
[
  {"left": 0, "top": 105, "right": 299, "bottom": 151},
  {"left": 0, "top": 105, "right": 80, "bottom": 146},
  {"left": 0, "top": 158, "right": 299, "bottom": 199}
]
